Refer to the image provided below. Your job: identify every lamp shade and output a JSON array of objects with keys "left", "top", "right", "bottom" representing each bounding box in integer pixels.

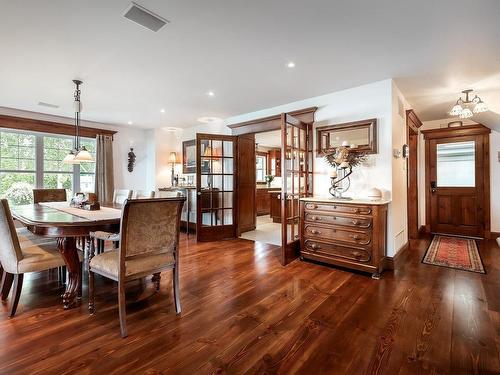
[
  {"left": 63, "top": 151, "right": 76, "bottom": 164},
  {"left": 169, "top": 151, "right": 178, "bottom": 163},
  {"left": 74, "top": 148, "right": 94, "bottom": 162}
]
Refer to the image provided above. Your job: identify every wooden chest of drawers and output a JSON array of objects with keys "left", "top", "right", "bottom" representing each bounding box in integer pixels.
[{"left": 300, "top": 198, "right": 389, "bottom": 279}]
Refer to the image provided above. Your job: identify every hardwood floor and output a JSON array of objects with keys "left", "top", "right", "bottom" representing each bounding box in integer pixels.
[{"left": 0, "top": 235, "right": 499, "bottom": 374}]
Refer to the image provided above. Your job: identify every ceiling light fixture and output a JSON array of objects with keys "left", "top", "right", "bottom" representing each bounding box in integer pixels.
[
  {"left": 287, "top": 61, "right": 296, "bottom": 68},
  {"left": 207, "top": 91, "right": 215, "bottom": 97},
  {"left": 127, "top": 121, "right": 133, "bottom": 125},
  {"left": 64, "top": 80, "right": 93, "bottom": 163},
  {"left": 449, "top": 89, "right": 488, "bottom": 119},
  {"left": 160, "top": 109, "right": 166, "bottom": 113},
  {"left": 197, "top": 116, "right": 222, "bottom": 124}
]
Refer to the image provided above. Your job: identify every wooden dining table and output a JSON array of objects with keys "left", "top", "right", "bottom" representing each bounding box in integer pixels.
[{"left": 11, "top": 202, "right": 122, "bottom": 309}]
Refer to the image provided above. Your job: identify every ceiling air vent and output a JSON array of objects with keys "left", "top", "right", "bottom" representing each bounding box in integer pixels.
[
  {"left": 38, "top": 101, "right": 59, "bottom": 109},
  {"left": 123, "top": 2, "right": 169, "bottom": 32}
]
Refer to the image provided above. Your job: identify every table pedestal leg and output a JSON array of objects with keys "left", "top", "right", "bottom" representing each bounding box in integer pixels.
[{"left": 57, "top": 237, "right": 81, "bottom": 309}]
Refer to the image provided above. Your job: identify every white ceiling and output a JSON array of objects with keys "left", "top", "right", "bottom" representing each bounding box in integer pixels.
[{"left": 1, "top": 0, "right": 499, "bottom": 129}]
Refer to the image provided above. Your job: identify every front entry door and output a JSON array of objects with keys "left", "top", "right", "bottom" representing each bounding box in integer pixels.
[
  {"left": 280, "top": 113, "right": 313, "bottom": 265},
  {"left": 428, "top": 134, "right": 486, "bottom": 238},
  {"left": 196, "top": 133, "right": 237, "bottom": 241}
]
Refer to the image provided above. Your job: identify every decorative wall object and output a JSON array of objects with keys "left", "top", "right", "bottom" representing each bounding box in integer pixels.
[
  {"left": 324, "top": 145, "right": 367, "bottom": 199},
  {"left": 127, "top": 148, "right": 136, "bottom": 172},
  {"left": 182, "top": 140, "right": 196, "bottom": 173},
  {"left": 316, "top": 118, "right": 377, "bottom": 156}
]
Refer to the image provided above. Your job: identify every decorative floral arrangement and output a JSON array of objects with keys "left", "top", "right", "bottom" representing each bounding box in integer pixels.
[
  {"left": 265, "top": 175, "right": 275, "bottom": 187},
  {"left": 5, "top": 182, "right": 33, "bottom": 205}
]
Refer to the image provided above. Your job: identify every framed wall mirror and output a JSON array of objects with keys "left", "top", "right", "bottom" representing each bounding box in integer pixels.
[
  {"left": 316, "top": 118, "right": 377, "bottom": 156},
  {"left": 182, "top": 139, "right": 196, "bottom": 173}
]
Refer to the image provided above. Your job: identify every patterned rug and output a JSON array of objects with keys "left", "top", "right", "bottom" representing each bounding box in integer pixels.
[{"left": 422, "top": 235, "right": 485, "bottom": 274}]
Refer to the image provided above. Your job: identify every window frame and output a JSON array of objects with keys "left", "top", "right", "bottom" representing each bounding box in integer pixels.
[
  {"left": 0, "top": 128, "right": 96, "bottom": 198},
  {"left": 255, "top": 152, "right": 268, "bottom": 183}
]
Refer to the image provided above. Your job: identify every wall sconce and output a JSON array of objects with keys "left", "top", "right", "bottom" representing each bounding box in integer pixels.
[{"left": 127, "top": 148, "right": 136, "bottom": 172}]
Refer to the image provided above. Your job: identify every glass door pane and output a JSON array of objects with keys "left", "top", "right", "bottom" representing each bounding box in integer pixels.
[
  {"left": 436, "top": 141, "right": 475, "bottom": 187},
  {"left": 196, "top": 134, "right": 237, "bottom": 241}
]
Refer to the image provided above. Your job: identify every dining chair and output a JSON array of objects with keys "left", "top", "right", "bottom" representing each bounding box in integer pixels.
[
  {"left": 33, "top": 188, "right": 67, "bottom": 204},
  {"left": 0, "top": 199, "right": 76, "bottom": 317},
  {"left": 132, "top": 190, "right": 155, "bottom": 199},
  {"left": 88, "top": 197, "right": 185, "bottom": 337},
  {"left": 112, "top": 189, "right": 133, "bottom": 204}
]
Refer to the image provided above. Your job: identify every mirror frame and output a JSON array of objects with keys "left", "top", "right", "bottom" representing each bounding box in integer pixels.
[{"left": 316, "top": 118, "right": 377, "bottom": 156}]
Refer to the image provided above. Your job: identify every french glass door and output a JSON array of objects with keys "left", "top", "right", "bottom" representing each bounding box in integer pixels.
[
  {"left": 280, "top": 114, "right": 313, "bottom": 265},
  {"left": 196, "top": 133, "right": 238, "bottom": 241}
]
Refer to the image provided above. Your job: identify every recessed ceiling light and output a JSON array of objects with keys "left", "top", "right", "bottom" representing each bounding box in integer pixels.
[
  {"left": 160, "top": 109, "right": 165, "bottom": 113},
  {"left": 127, "top": 121, "right": 133, "bottom": 125},
  {"left": 162, "top": 126, "right": 182, "bottom": 131},
  {"left": 287, "top": 61, "right": 296, "bottom": 68},
  {"left": 207, "top": 91, "right": 215, "bottom": 97},
  {"left": 38, "top": 101, "right": 59, "bottom": 109},
  {"left": 197, "top": 116, "right": 222, "bottom": 123}
]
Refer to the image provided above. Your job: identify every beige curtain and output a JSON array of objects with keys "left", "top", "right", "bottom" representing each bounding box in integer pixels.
[{"left": 95, "top": 134, "right": 114, "bottom": 202}]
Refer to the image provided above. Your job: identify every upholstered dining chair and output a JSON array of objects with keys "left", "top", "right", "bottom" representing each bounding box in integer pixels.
[
  {"left": 88, "top": 197, "right": 185, "bottom": 337},
  {"left": 0, "top": 199, "right": 70, "bottom": 316},
  {"left": 132, "top": 190, "right": 155, "bottom": 199},
  {"left": 112, "top": 189, "right": 133, "bottom": 204},
  {"left": 33, "top": 188, "right": 67, "bottom": 204}
]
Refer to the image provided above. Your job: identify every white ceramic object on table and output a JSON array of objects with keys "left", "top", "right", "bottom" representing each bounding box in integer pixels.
[{"left": 366, "top": 187, "right": 382, "bottom": 201}]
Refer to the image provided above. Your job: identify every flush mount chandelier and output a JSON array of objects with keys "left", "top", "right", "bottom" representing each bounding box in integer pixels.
[
  {"left": 63, "top": 80, "right": 93, "bottom": 163},
  {"left": 449, "top": 89, "right": 488, "bottom": 119}
]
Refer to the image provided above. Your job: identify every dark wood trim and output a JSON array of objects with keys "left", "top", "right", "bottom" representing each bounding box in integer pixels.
[
  {"left": 405, "top": 109, "right": 423, "bottom": 133},
  {"left": 406, "top": 110, "right": 421, "bottom": 240},
  {"left": 424, "top": 126, "right": 491, "bottom": 238},
  {"left": 491, "top": 231, "right": 500, "bottom": 238},
  {"left": 316, "top": 118, "right": 377, "bottom": 156},
  {"left": 0, "top": 114, "right": 117, "bottom": 139},
  {"left": 384, "top": 241, "right": 410, "bottom": 270},
  {"left": 421, "top": 124, "right": 491, "bottom": 140},
  {"left": 419, "top": 225, "right": 427, "bottom": 235},
  {"left": 228, "top": 107, "right": 317, "bottom": 135}
]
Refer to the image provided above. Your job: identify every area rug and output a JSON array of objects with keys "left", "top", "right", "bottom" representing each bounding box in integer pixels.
[{"left": 422, "top": 235, "right": 485, "bottom": 274}]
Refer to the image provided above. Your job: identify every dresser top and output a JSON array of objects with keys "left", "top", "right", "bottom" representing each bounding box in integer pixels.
[{"left": 300, "top": 196, "right": 391, "bottom": 205}]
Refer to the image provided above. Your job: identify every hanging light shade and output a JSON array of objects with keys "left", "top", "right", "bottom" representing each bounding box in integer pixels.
[
  {"left": 64, "top": 79, "right": 94, "bottom": 163},
  {"left": 449, "top": 89, "right": 487, "bottom": 118}
]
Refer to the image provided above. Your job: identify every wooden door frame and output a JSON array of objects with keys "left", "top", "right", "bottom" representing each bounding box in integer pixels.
[
  {"left": 421, "top": 124, "right": 491, "bottom": 239},
  {"left": 405, "top": 110, "right": 422, "bottom": 239}
]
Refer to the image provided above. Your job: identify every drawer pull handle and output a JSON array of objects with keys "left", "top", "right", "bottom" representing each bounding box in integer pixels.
[
  {"left": 353, "top": 208, "right": 359, "bottom": 213},
  {"left": 310, "top": 216, "right": 321, "bottom": 221},
  {"left": 310, "top": 229, "right": 321, "bottom": 235},
  {"left": 310, "top": 243, "right": 321, "bottom": 250},
  {"left": 352, "top": 251, "right": 362, "bottom": 258},
  {"left": 352, "top": 219, "right": 359, "bottom": 225},
  {"left": 350, "top": 234, "right": 361, "bottom": 240}
]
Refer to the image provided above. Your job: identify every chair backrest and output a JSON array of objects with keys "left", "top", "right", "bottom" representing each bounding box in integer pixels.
[
  {"left": 113, "top": 189, "right": 133, "bottom": 204},
  {"left": 132, "top": 190, "right": 155, "bottom": 199},
  {"left": 33, "top": 189, "right": 67, "bottom": 204},
  {"left": 118, "top": 197, "right": 185, "bottom": 276},
  {"left": 0, "top": 200, "right": 23, "bottom": 274}
]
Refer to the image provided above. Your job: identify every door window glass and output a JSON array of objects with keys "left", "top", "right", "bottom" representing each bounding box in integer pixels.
[{"left": 436, "top": 141, "right": 475, "bottom": 187}]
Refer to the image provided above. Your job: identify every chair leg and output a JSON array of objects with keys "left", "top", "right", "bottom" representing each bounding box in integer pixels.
[
  {"left": 173, "top": 266, "right": 181, "bottom": 314},
  {"left": 88, "top": 270, "right": 95, "bottom": 314},
  {"left": 78, "top": 262, "right": 83, "bottom": 298},
  {"left": 1, "top": 272, "right": 14, "bottom": 301},
  {"left": 9, "top": 274, "right": 23, "bottom": 317},
  {"left": 118, "top": 281, "right": 127, "bottom": 338},
  {"left": 152, "top": 272, "right": 161, "bottom": 291}
]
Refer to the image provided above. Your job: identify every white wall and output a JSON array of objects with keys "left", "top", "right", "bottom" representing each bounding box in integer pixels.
[
  {"left": 418, "top": 118, "right": 500, "bottom": 233},
  {"left": 0, "top": 107, "right": 154, "bottom": 191},
  {"left": 160, "top": 79, "right": 407, "bottom": 255}
]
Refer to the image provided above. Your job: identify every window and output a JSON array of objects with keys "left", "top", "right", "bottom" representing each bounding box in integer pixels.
[
  {"left": 436, "top": 141, "right": 475, "bottom": 187},
  {"left": 0, "top": 129, "right": 96, "bottom": 205},
  {"left": 256, "top": 154, "right": 267, "bottom": 183}
]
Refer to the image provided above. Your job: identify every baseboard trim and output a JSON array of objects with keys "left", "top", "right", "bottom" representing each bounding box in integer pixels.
[
  {"left": 384, "top": 242, "right": 410, "bottom": 270},
  {"left": 490, "top": 231, "right": 500, "bottom": 238},
  {"left": 418, "top": 225, "right": 427, "bottom": 235}
]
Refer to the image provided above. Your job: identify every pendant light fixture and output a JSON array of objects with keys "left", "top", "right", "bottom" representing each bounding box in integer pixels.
[
  {"left": 449, "top": 89, "right": 488, "bottom": 119},
  {"left": 63, "top": 79, "right": 93, "bottom": 163}
]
